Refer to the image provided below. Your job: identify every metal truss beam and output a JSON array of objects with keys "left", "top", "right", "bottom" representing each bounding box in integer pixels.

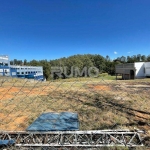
[{"left": 0, "top": 130, "right": 144, "bottom": 148}]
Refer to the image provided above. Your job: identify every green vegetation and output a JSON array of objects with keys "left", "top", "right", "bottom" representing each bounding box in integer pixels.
[{"left": 10, "top": 54, "right": 150, "bottom": 80}]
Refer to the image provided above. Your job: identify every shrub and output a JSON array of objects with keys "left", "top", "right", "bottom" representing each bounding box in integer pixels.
[{"left": 99, "top": 73, "right": 109, "bottom": 77}]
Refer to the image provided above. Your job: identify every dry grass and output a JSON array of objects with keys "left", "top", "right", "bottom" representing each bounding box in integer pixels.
[{"left": 0, "top": 77, "right": 150, "bottom": 145}]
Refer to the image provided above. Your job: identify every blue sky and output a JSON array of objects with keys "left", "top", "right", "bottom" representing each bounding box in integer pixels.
[{"left": 0, "top": 0, "right": 150, "bottom": 61}]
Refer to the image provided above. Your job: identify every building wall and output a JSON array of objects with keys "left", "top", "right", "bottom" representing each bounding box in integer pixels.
[
  {"left": 0, "top": 55, "right": 10, "bottom": 66},
  {"left": 115, "top": 63, "right": 135, "bottom": 74},
  {"left": 134, "top": 62, "right": 145, "bottom": 78},
  {"left": 10, "top": 68, "right": 17, "bottom": 77},
  {"left": 0, "top": 55, "right": 44, "bottom": 81},
  {"left": 10, "top": 66, "right": 44, "bottom": 80},
  {"left": 115, "top": 62, "right": 148, "bottom": 79},
  {"left": 0, "top": 66, "right": 10, "bottom": 76},
  {"left": 145, "top": 62, "right": 150, "bottom": 76}
]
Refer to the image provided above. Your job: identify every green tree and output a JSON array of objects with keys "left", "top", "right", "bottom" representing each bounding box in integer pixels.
[
  {"left": 39, "top": 60, "right": 51, "bottom": 80},
  {"left": 24, "top": 59, "right": 27, "bottom": 65},
  {"left": 137, "top": 54, "right": 141, "bottom": 62},
  {"left": 29, "top": 60, "right": 39, "bottom": 66},
  {"left": 147, "top": 55, "right": 150, "bottom": 61},
  {"left": 141, "top": 55, "right": 147, "bottom": 62}
]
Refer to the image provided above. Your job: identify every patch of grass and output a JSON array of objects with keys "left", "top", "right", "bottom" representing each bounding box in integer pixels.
[
  {"left": 0, "top": 77, "right": 150, "bottom": 146},
  {"left": 99, "top": 75, "right": 117, "bottom": 80},
  {"left": 52, "top": 75, "right": 118, "bottom": 82}
]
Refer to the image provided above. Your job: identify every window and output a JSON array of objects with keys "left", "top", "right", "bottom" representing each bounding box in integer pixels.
[
  {"left": 17, "top": 72, "right": 20, "bottom": 75},
  {"left": 21, "top": 72, "right": 24, "bottom": 74},
  {"left": 4, "top": 63, "right": 8, "bottom": 66},
  {"left": 4, "top": 70, "right": 7, "bottom": 74}
]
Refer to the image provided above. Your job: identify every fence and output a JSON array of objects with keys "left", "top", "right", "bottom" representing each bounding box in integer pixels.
[{"left": 0, "top": 76, "right": 150, "bottom": 149}]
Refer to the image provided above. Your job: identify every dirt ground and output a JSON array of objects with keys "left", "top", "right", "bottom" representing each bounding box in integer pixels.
[
  {"left": 0, "top": 79, "right": 150, "bottom": 146},
  {"left": 0, "top": 86, "right": 57, "bottom": 100},
  {"left": 0, "top": 83, "right": 111, "bottom": 130}
]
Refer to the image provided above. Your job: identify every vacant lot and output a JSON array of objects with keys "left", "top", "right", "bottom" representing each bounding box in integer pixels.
[{"left": 0, "top": 77, "right": 150, "bottom": 145}]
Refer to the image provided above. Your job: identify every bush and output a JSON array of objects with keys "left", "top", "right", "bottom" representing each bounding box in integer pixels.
[{"left": 99, "top": 73, "right": 108, "bottom": 77}]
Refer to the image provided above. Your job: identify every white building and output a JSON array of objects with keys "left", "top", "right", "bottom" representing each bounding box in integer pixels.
[
  {"left": 115, "top": 62, "right": 150, "bottom": 79},
  {"left": 0, "top": 55, "right": 44, "bottom": 80},
  {"left": 145, "top": 62, "right": 150, "bottom": 77}
]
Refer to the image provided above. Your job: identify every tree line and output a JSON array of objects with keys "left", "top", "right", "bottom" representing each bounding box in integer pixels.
[{"left": 10, "top": 54, "right": 150, "bottom": 80}]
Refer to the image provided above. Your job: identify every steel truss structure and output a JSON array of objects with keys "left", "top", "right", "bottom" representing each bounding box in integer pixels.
[{"left": 0, "top": 130, "right": 144, "bottom": 148}]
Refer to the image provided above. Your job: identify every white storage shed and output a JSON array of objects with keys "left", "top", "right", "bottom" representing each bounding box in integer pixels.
[{"left": 115, "top": 62, "right": 148, "bottom": 80}]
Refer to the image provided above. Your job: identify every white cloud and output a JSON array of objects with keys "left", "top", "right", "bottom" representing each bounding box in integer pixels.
[
  {"left": 127, "top": 51, "right": 133, "bottom": 54},
  {"left": 114, "top": 51, "right": 117, "bottom": 54}
]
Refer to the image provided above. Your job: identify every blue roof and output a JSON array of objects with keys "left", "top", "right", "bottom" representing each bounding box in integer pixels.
[{"left": 27, "top": 112, "right": 79, "bottom": 131}]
